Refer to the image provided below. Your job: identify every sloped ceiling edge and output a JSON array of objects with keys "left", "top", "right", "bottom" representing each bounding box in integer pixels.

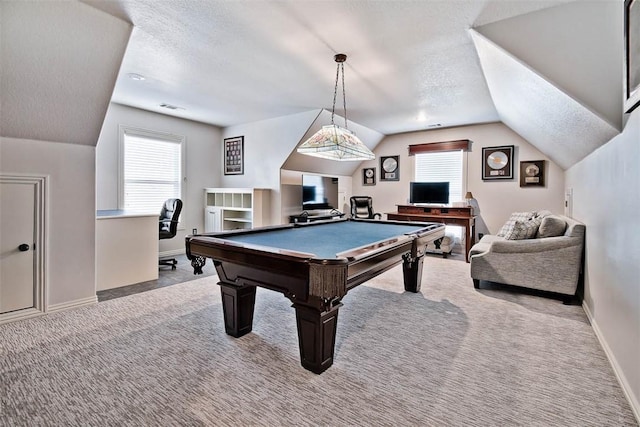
[
  {"left": 474, "top": 0, "right": 623, "bottom": 131},
  {"left": 470, "top": 29, "right": 619, "bottom": 170},
  {"left": 0, "top": 2, "right": 131, "bottom": 146}
]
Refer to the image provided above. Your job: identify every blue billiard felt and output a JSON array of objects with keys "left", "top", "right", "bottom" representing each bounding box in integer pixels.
[{"left": 222, "top": 221, "right": 430, "bottom": 259}]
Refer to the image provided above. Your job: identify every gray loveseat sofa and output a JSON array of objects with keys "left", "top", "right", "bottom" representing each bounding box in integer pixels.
[{"left": 469, "top": 212, "right": 585, "bottom": 302}]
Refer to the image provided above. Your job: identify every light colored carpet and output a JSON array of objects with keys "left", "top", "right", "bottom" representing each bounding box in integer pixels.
[{"left": 1, "top": 257, "right": 636, "bottom": 426}]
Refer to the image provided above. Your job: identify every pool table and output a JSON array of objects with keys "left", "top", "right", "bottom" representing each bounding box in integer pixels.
[{"left": 186, "top": 218, "right": 445, "bottom": 374}]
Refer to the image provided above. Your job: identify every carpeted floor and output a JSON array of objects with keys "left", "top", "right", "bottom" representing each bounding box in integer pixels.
[{"left": 1, "top": 256, "right": 636, "bottom": 426}]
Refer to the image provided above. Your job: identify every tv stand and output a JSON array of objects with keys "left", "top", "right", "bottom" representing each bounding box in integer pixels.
[
  {"left": 413, "top": 203, "right": 448, "bottom": 207},
  {"left": 387, "top": 205, "right": 475, "bottom": 262},
  {"left": 289, "top": 209, "right": 345, "bottom": 223}
]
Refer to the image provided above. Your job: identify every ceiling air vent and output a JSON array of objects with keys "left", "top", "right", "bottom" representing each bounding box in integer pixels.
[{"left": 159, "top": 103, "right": 182, "bottom": 110}]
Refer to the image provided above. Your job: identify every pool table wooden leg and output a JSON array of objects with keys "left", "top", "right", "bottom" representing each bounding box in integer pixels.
[
  {"left": 402, "top": 253, "right": 424, "bottom": 293},
  {"left": 293, "top": 302, "right": 343, "bottom": 374},
  {"left": 220, "top": 283, "right": 256, "bottom": 337}
]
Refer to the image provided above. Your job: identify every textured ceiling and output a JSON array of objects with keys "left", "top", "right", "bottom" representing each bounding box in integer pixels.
[
  {"left": 81, "top": 0, "right": 574, "bottom": 136},
  {"left": 1, "top": 1, "right": 131, "bottom": 145},
  {"left": 471, "top": 30, "right": 619, "bottom": 170}
]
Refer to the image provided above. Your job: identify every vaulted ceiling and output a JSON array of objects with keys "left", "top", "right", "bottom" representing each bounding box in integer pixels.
[{"left": 2, "top": 1, "right": 624, "bottom": 170}]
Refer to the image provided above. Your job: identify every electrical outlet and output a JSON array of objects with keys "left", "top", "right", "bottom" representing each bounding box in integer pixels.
[{"left": 192, "top": 228, "right": 198, "bottom": 234}]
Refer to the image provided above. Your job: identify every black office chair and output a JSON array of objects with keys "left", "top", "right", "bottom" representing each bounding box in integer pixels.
[
  {"left": 159, "top": 198, "right": 183, "bottom": 269},
  {"left": 350, "top": 196, "right": 381, "bottom": 220}
]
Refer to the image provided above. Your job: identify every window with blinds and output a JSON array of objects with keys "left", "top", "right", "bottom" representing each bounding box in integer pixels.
[
  {"left": 120, "top": 127, "right": 184, "bottom": 213},
  {"left": 415, "top": 150, "right": 464, "bottom": 242},
  {"left": 414, "top": 150, "right": 463, "bottom": 204}
]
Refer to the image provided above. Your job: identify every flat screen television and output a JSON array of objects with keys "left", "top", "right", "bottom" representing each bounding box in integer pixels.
[
  {"left": 409, "top": 182, "right": 450, "bottom": 205},
  {"left": 302, "top": 175, "right": 338, "bottom": 210}
]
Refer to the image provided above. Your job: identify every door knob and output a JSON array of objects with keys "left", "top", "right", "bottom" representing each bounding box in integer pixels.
[{"left": 18, "top": 243, "right": 30, "bottom": 252}]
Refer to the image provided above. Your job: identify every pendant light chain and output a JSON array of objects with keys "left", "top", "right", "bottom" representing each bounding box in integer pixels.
[
  {"left": 341, "top": 62, "right": 348, "bottom": 129},
  {"left": 330, "top": 55, "right": 349, "bottom": 129},
  {"left": 296, "top": 52, "right": 375, "bottom": 161},
  {"left": 331, "top": 62, "right": 340, "bottom": 125}
]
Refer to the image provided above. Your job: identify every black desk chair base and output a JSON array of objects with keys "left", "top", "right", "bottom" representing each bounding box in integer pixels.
[{"left": 159, "top": 258, "right": 178, "bottom": 270}]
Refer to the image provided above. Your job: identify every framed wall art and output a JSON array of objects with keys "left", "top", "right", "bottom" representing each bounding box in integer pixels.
[
  {"left": 380, "top": 156, "right": 400, "bottom": 181},
  {"left": 363, "top": 167, "right": 376, "bottom": 186},
  {"left": 520, "top": 160, "right": 545, "bottom": 187},
  {"left": 223, "top": 136, "right": 244, "bottom": 175},
  {"left": 624, "top": 0, "right": 640, "bottom": 113},
  {"left": 482, "top": 145, "right": 514, "bottom": 180}
]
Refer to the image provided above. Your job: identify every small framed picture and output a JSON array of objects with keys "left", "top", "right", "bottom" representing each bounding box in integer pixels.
[
  {"left": 520, "top": 160, "right": 545, "bottom": 187},
  {"left": 624, "top": 0, "right": 640, "bottom": 113},
  {"left": 482, "top": 145, "right": 514, "bottom": 180},
  {"left": 363, "top": 167, "right": 376, "bottom": 186},
  {"left": 224, "top": 136, "right": 244, "bottom": 175},
  {"left": 380, "top": 156, "right": 399, "bottom": 181}
]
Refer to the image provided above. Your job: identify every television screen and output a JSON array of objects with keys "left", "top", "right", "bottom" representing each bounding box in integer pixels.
[
  {"left": 302, "top": 185, "right": 316, "bottom": 203},
  {"left": 302, "top": 175, "right": 338, "bottom": 210},
  {"left": 409, "top": 182, "right": 450, "bottom": 204}
]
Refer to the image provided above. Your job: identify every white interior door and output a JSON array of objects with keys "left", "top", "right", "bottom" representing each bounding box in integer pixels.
[{"left": 0, "top": 181, "right": 36, "bottom": 313}]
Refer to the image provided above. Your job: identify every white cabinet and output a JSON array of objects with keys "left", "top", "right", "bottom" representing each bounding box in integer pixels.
[
  {"left": 204, "top": 206, "right": 222, "bottom": 233},
  {"left": 96, "top": 211, "right": 159, "bottom": 290},
  {"left": 204, "top": 188, "right": 270, "bottom": 232}
]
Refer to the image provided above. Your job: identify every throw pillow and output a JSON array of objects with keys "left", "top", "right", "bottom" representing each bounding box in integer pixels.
[
  {"left": 497, "top": 211, "right": 536, "bottom": 237},
  {"left": 538, "top": 215, "right": 567, "bottom": 238},
  {"left": 504, "top": 217, "right": 542, "bottom": 240},
  {"left": 535, "top": 210, "right": 553, "bottom": 219}
]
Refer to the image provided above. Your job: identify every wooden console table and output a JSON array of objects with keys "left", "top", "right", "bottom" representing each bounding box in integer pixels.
[{"left": 387, "top": 205, "right": 476, "bottom": 262}]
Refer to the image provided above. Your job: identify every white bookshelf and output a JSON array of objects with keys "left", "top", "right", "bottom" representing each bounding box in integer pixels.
[{"left": 204, "top": 188, "right": 270, "bottom": 232}]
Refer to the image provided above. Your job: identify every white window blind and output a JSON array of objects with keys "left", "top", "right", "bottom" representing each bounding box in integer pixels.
[
  {"left": 414, "top": 150, "right": 463, "bottom": 204},
  {"left": 122, "top": 131, "right": 183, "bottom": 212}
]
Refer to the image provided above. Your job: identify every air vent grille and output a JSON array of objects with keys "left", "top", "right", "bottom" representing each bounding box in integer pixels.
[{"left": 159, "top": 103, "right": 182, "bottom": 110}]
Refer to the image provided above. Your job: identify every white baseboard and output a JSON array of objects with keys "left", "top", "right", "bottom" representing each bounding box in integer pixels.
[
  {"left": 583, "top": 301, "right": 640, "bottom": 423},
  {"left": 47, "top": 295, "right": 98, "bottom": 313},
  {"left": 1, "top": 296, "right": 98, "bottom": 324},
  {"left": 0, "top": 308, "right": 45, "bottom": 325}
]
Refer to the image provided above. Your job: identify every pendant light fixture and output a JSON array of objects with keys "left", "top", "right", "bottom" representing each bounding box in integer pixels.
[{"left": 297, "top": 54, "right": 375, "bottom": 161}]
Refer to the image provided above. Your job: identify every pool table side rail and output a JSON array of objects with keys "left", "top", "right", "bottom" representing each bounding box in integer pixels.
[{"left": 187, "top": 235, "right": 317, "bottom": 260}]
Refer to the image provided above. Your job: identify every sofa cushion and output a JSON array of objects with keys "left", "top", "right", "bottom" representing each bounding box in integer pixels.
[
  {"left": 538, "top": 215, "right": 567, "bottom": 238},
  {"left": 504, "top": 216, "right": 542, "bottom": 240},
  {"left": 497, "top": 211, "right": 536, "bottom": 237}
]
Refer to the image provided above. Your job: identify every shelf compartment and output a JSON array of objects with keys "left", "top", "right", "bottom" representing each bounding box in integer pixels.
[
  {"left": 223, "top": 218, "right": 252, "bottom": 223},
  {"left": 204, "top": 188, "right": 270, "bottom": 232}
]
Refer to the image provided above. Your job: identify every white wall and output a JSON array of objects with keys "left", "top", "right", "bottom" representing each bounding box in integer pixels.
[
  {"left": 221, "top": 110, "right": 321, "bottom": 225},
  {"left": 352, "top": 122, "right": 565, "bottom": 237},
  {"left": 566, "top": 110, "right": 640, "bottom": 418},
  {"left": 1, "top": 138, "right": 96, "bottom": 307},
  {"left": 96, "top": 103, "right": 222, "bottom": 253}
]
